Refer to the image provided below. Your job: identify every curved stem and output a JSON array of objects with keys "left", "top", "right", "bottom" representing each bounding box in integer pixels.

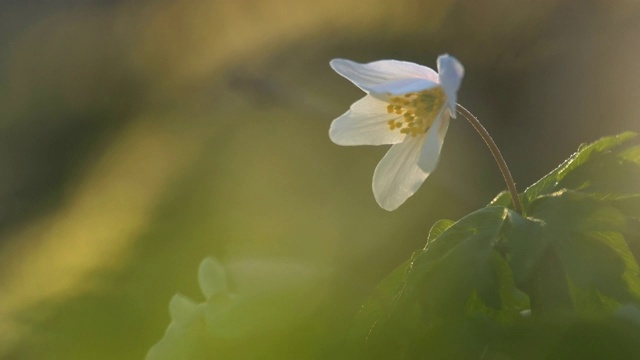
[{"left": 456, "top": 104, "right": 522, "bottom": 214}]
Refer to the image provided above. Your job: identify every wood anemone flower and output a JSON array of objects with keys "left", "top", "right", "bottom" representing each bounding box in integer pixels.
[{"left": 329, "top": 54, "right": 464, "bottom": 211}]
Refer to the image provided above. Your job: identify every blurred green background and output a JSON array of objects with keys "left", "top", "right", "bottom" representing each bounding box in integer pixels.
[{"left": 0, "top": 0, "right": 638, "bottom": 358}]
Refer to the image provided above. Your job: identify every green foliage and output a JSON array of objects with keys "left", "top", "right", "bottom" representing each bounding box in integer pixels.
[
  {"left": 354, "top": 133, "right": 640, "bottom": 358},
  {"left": 146, "top": 133, "right": 640, "bottom": 359}
]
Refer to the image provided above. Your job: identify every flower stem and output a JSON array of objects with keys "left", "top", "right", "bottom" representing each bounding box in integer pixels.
[{"left": 456, "top": 104, "right": 522, "bottom": 214}]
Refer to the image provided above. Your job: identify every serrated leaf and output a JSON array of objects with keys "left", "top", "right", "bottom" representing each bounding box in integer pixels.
[
  {"left": 468, "top": 251, "right": 530, "bottom": 322},
  {"left": 557, "top": 132, "right": 637, "bottom": 179},
  {"left": 426, "top": 219, "right": 454, "bottom": 245},
  {"left": 566, "top": 280, "right": 621, "bottom": 317},
  {"left": 401, "top": 207, "right": 516, "bottom": 324},
  {"left": 558, "top": 231, "right": 640, "bottom": 303},
  {"left": 350, "top": 259, "right": 420, "bottom": 356},
  {"left": 558, "top": 144, "right": 640, "bottom": 195},
  {"left": 620, "top": 145, "right": 640, "bottom": 164},
  {"left": 528, "top": 190, "right": 640, "bottom": 306},
  {"left": 352, "top": 207, "right": 529, "bottom": 355},
  {"left": 522, "top": 132, "right": 637, "bottom": 209},
  {"left": 350, "top": 259, "right": 412, "bottom": 335},
  {"left": 489, "top": 190, "right": 512, "bottom": 207},
  {"left": 501, "top": 212, "right": 546, "bottom": 286}
]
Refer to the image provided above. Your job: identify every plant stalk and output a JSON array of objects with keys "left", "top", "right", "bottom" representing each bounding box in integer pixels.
[{"left": 456, "top": 104, "right": 522, "bottom": 214}]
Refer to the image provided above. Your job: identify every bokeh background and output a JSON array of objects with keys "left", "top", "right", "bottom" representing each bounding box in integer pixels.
[{"left": 0, "top": 0, "right": 639, "bottom": 358}]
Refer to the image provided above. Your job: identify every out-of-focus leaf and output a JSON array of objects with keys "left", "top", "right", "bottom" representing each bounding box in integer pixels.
[
  {"left": 203, "top": 258, "right": 328, "bottom": 340},
  {"left": 351, "top": 220, "right": 453, "bottom": 355},
  {"left": 350, "top": 258, "right": 419, "bottom": 358},
  {"left": 544, "top": 316, "right": 640, "bottom": 359},
  {"left": 401, "top": 317, "right": 493, "bottom": 359},
  {"left": 566, "top": 282, "right": 620, "bottom": 317}
]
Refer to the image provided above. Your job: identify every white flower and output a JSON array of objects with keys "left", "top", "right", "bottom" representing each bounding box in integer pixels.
[
  {"left": 146, "top": 257, "right": 329, "bottom": 359},
  {"left": 329, "top": 55, "right": 464, "bottom": 211},
  {"left": 146, "top": 257, "right": 231, "bottom": 360}
]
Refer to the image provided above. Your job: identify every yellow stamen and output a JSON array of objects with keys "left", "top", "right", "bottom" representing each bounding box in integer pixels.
[
  {"left": 384, "top": 87, "right": 446, "bottom": 137},
  {"left": 386, "top": 104, "right": 394, "bottom": 114}
]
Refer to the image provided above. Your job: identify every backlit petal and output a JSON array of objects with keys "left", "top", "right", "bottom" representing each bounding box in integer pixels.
[
  {"left": 437, "top": 54, "right": 464, "bottom": 117},
  {"left": 169, "top": 294, "right": 200, "bottom": 323},
  {"left": 372, "top": 136, "right": 429, "bottom": 211},
  {"left": 330, "top": 59, "right": 439, "bottom": 93},
  {"left": 198, "top": 257, "right": 228, "bottom": 299},
  {"left": 146, "top": 296, "right": 205, "bottom": 360},
  {"left": 329, "top": 95, "right": 406, "bottom": 146},
  {"left": 418, "top": 111, "right": 450, "bottom": 173},
  {"left": 368, "top": 78, "right": 439, "bottom": 96}
]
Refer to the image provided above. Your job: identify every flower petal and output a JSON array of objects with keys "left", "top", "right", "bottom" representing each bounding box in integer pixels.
[
  {"left": 330, "top": 59, "right": 439, "bottom": 93},
  {"left": 368, "top": 78, "right": 439, "bottom": 96},
  {"left": 418, "top": 111, "right": 450, "bottom": 173},
  {"left": 198, "top": 257, "right": 228, "bottom": 299},
  {"left": 329, "top": 95, "right": 406, "bottom": 146},
  {"left": 372, "top": 136, "right": 429, "bottom": 211},
  {"left": 437, "top": 54, "right": 464, "bottom": 117},
  {"left": 169, "top": 294, "right": 201, "bottom": 323},
  {"left": 147, "top": 296, "right": 206, "bottom": 360}
]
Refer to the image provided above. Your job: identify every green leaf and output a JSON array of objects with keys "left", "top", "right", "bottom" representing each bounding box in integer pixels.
[
  {"left": 350, "top": 258, "right": 413, "bottom": 340},
  {"left": 566, "top": 281, "right": 621, "bottom": 317},
  {"left": 426, "top": 219, "right": 454, "bottom": 245},
  {"left": 501, "top": 212, "right": 546, "bottom": 286},
  {"left": 489, "top": 190, "right": 512, "bottom": 207},
  {"left": 350, "top": 220, "right": 455, "bottom": 351},
  {"left": 528, "top": 190, "right": 640, "bottom": 308},
  {"left": 353, "top": 132, "right": 640, "bottom": 358},
  {"left": 400, "top": 207, "right": 518, "bottom": 324},
  {"left": 466, "top": 251, "right": 530, "bottom": 323},
  {"left": 522, "top": 132, "right": 637, "bottom": 209},
  {"left": 558, "top": 132, "right": 637, "bottom": 178},
  {"left": 352, "top": 207, "right": 529, "bottom": 356},
  {"left": 558, "top": 144, "right": 640, "bottom": 195},
  {"left": 350, "top": 256, "right": 430, "bottom": 359}
]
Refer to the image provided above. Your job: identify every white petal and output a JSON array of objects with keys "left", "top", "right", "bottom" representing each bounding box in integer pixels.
[
  {"left": 198, "top": 257, "right": 228, "bottom": 299},
  {"left": 418, "top": 111, "right": 450, "bottom": 173},
  {"left": 437, "top": 54, "right": 464, "bottom": 117},
  {"left": 169, "top": 294, "right": 200, "bottom": 323},
  {"left": 329, "top": 95, "right": 406, "bottom": 146},
  {"left": 368, "top": 78, "right": 439, "bottom": 96},
  {"left": 147, "top": 297, "right": 206, "bottom": 360},
  {"left": 372, "top": 136, "right": 429, "bottom": 211},
  {"left": 330, "top": 58, "right": 439, "bottom": 93}
]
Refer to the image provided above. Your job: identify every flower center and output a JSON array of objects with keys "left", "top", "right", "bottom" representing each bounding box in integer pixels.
[{"left": 385, "top": 86, "right": 446, "bottom": 137}]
